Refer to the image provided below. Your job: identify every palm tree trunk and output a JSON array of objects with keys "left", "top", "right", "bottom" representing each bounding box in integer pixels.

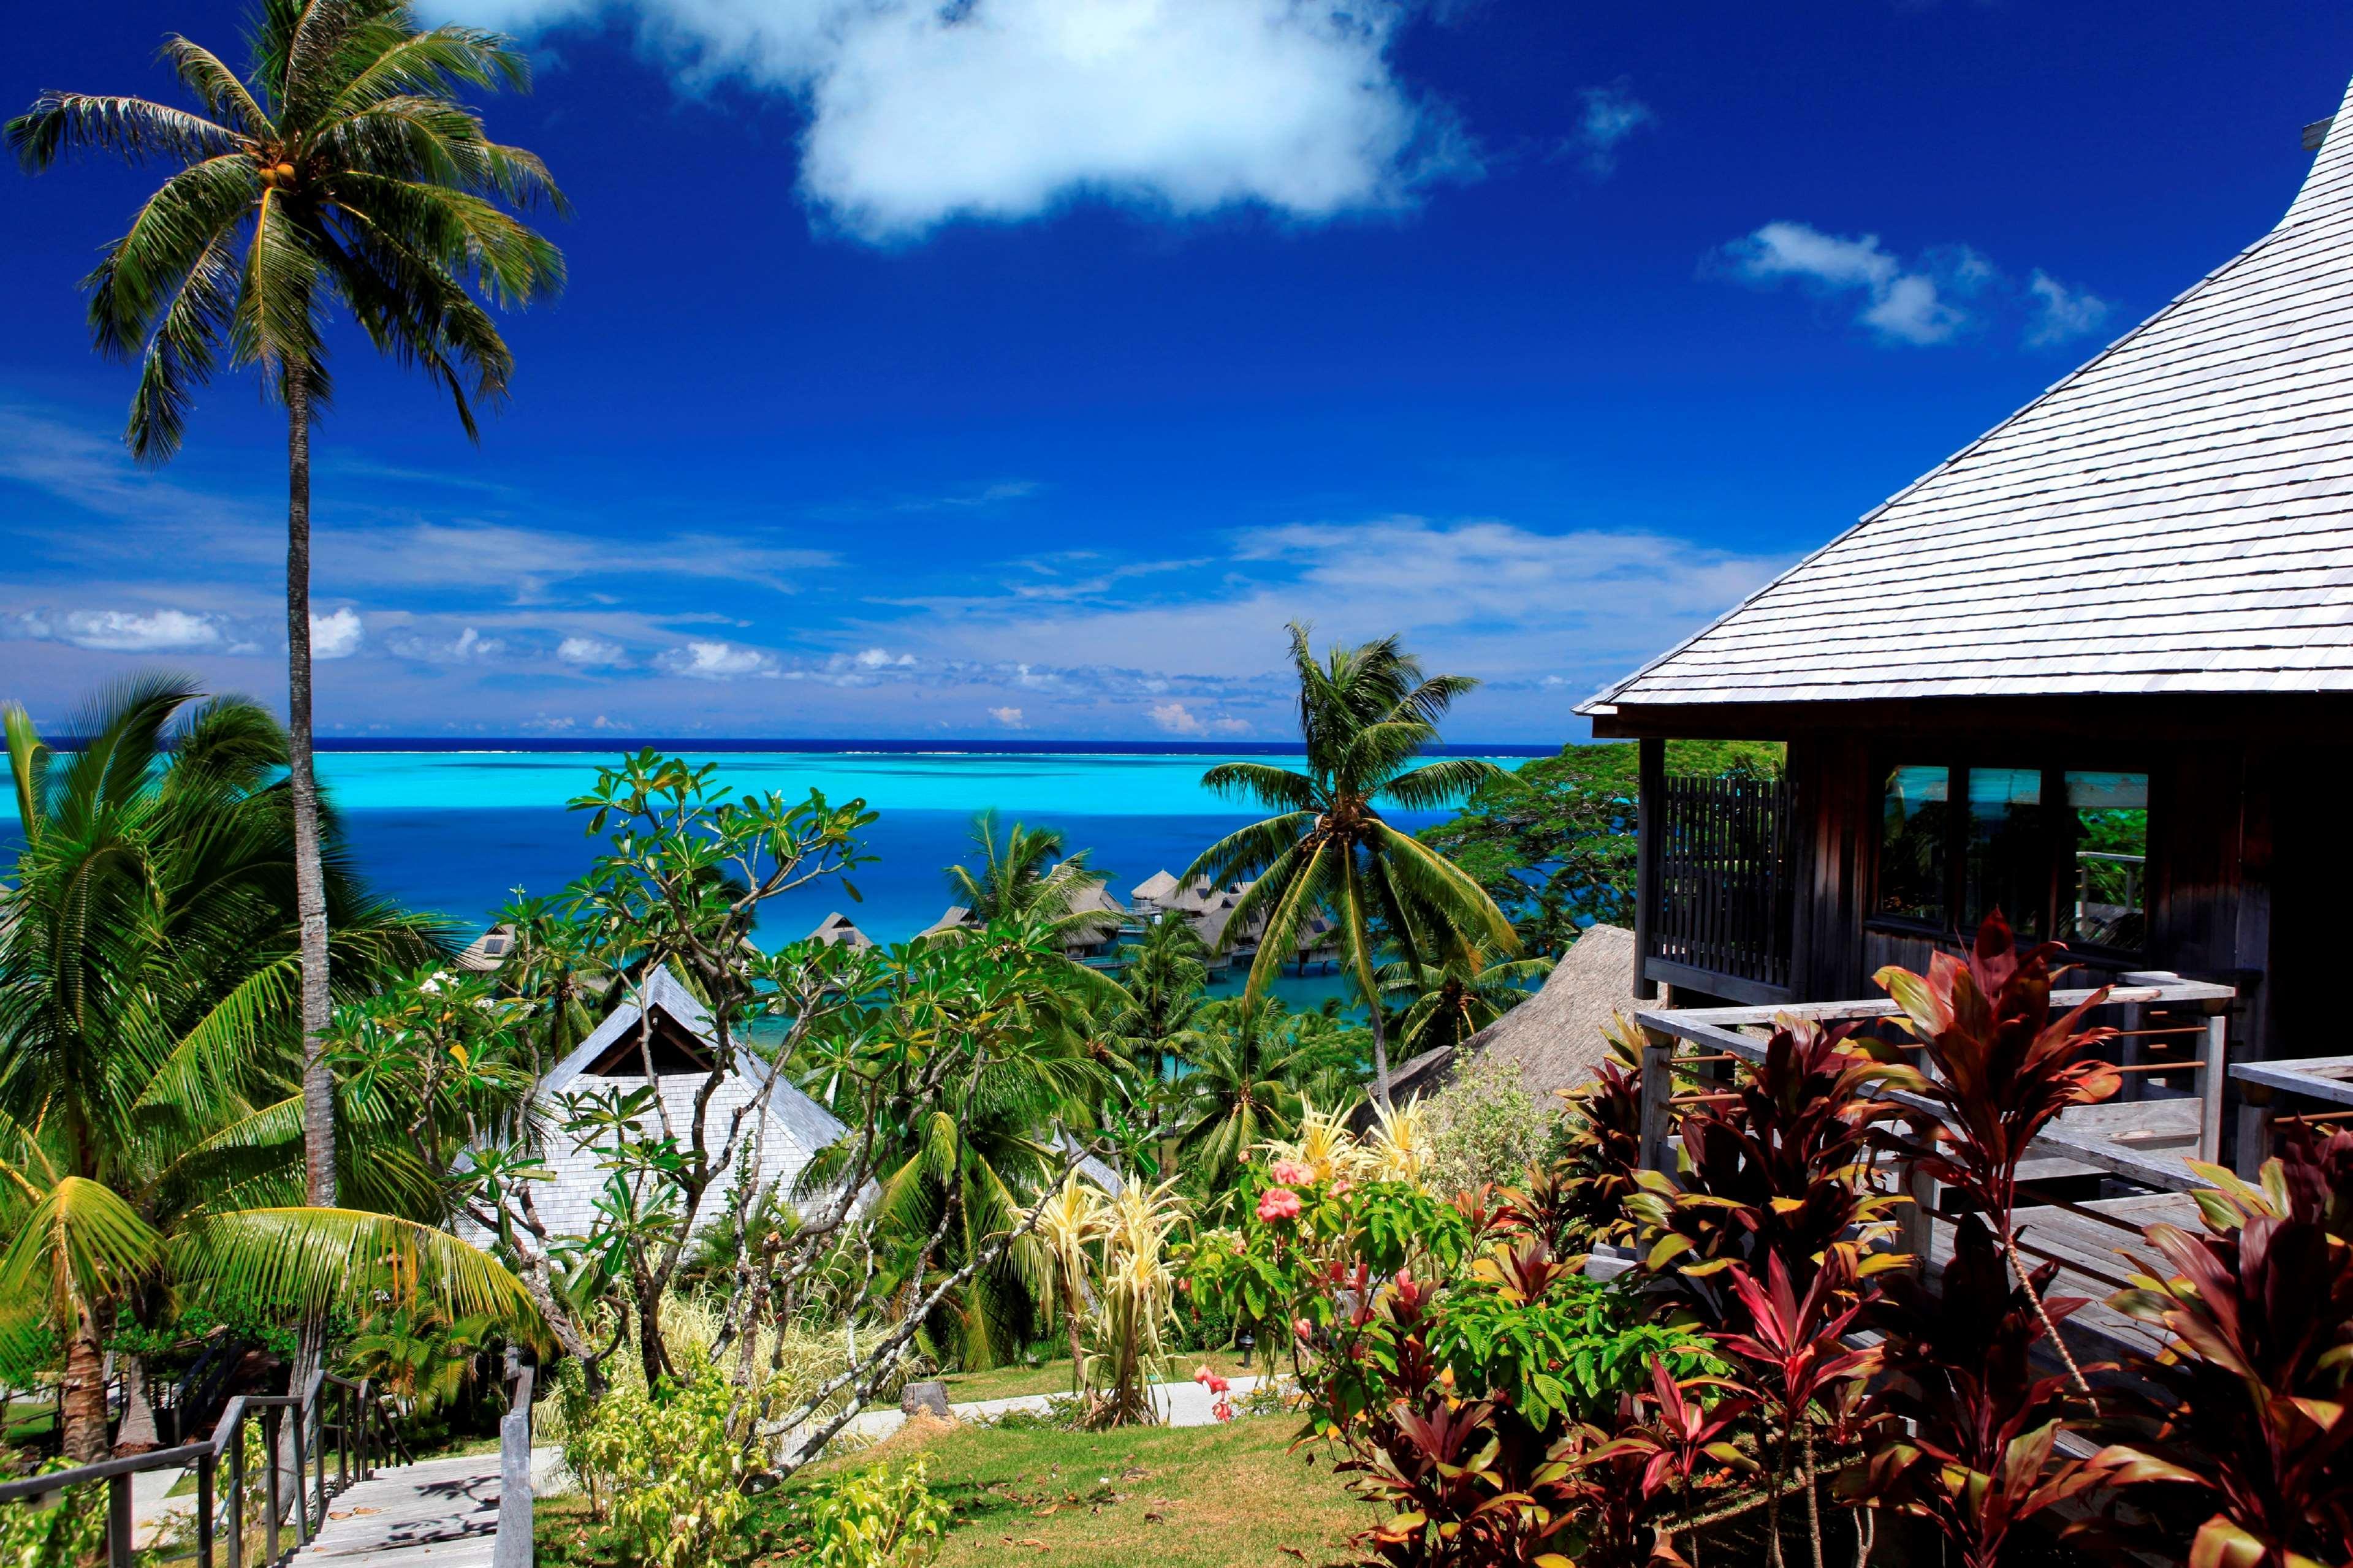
[
  {"left": 60, "top": 1305, "right": 110, "bottom": 1465},
  {"left": 1367, "top": 1001, "right": 1393, "bottom": 1113},
  {"left": 285, "top": 363, "right": 335, "bottom": 1206},
  {"left": 112, "top": 1354, "right": 159, "bottom": 1455}
]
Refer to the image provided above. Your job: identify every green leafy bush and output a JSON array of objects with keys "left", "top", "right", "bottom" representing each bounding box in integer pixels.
[
  {"left": 564, "top": 1372, "right": 754, "bottom": 1566},
  {"left": 805, "top": 1459, "right": 951, "bottom": 1568},
  {"left": 1421, "top": 1057, "right": 1550, "bottom": 1197},
  {"left": 0, "top": 1467, "right": 102, "bottom": 1568}
]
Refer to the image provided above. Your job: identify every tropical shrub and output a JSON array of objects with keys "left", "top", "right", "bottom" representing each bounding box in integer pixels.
[
  {"left": 804, "top": 1460, "right": 951, "bottom": 1568},
  {"left": 1627, "top": 1018, "right": 1919, "bottom": 1328},
  {"left": 564, "top": 1370, "right": 755, "bottom": 1567},
  {"left": 0, "top": 1466, "right": 102, "bottom": 1568},
  {"left": 1423, "top": 1056, "right": 1553, "bottom": 1197},
  {"left": 2104, "top": 1133, "right": 2353, "bottom": 1568}
]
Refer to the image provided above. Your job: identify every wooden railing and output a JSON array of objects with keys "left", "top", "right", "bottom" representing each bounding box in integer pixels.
[
  {"left": 1630, "top": 975, "right": 2238, "bottom": 1195},
  {"left": 0, "top": 1369, "right": 411, "bottom": 1568},
  {"left": 1641, "top": 771, "right": 1795, "bottom": 1002}
]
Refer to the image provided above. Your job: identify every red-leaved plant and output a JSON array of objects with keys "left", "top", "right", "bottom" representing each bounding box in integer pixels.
[
  {"left": 1875, "top": 910, "right": 2121, "bottom": 1393},
  {"left": 1714, "top": 1244, "right": 1880, "bottom": 1568},
  {"left": 1853, "top": 1214, "right": 2154, "bottom": 1568},
  {"left": 2103, "top": 1131, "right": 2353, "bottom": 1568},
  {"left": 1628, "top": 1020, "right": 1920, "bottom": 1330}
]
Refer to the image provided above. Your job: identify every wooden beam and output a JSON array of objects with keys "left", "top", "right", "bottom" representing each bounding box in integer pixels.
[{"left": 1633, "top": 737, "right": 1663, "bottom": 1001}]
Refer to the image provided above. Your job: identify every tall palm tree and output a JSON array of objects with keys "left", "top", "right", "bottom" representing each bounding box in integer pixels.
[
  {"left": 1184, "top": 624, "right": 1518, "bottom": 1109},
  {"left": 0, "top": 678, "right": 540, "bottom": 1462},
  {"left": 9, "top": 0, "right": 567, "bottom": 1205},
  {"left": 1378, "top": 945, "right": 1557, "bottom": 1058}
]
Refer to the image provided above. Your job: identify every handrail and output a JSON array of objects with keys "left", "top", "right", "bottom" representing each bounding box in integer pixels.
[{"left": 0, "top": 1366, "right": 410, "bottom": 1568}]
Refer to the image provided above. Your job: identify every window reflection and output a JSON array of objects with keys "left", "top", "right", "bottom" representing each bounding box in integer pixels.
[
  {"left": 1964, "top": 768, "right": 2046, "bottom": 937},
  {"left": 1879, "top": 765, "right": 1948, "bottom": 922},
  {"left": 2061, "top": 771, "right": 2149, "bottom": 950}
]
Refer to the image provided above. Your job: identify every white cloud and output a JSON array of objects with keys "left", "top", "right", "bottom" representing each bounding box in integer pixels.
[
  {"left": 851, "top": 647, "right": 917, "bottom": 669},
  {"left": 658, "top": 640, "right": 780, "bottom": 680},
  {"left": 557, "top": 634, "right": 630, "bottom": 668},
  {"left": 987, "top": 705, "right": 1026, "bottom": 728},
  {"left": 1724, "top": 223, "right": 2107, "bottom": 350},
  {"left": 310, "top": 607, "right": 365, "bottom": 659},
  {"left": 55, "top": 608, "right": 224, "bottom": 653},
  {"left": 436, "top": 0, "right": 1464, "bottom": 242},
  {"left": 1148, "top": 700, "right": 1248, "bottom": 735},
  {"left": 2026, "top": 269, "right": 2113, "bottom": 346},
  {"left": 387, "top": 624, "right": 506, "bottom": 663},
  {"left": 1573, "top": 81, "right": 1652, "bottom": 175},
  {"left": 1727, "top": 222, "right": 1964, "bottom": 346}
]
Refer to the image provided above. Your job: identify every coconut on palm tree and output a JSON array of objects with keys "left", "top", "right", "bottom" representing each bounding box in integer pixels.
[
  {"left": 0, "top": 679, "right": 542, "bottom": 1461},
  {"left": 9, "top": 0, "right": 566, "bottom": 1204},
  {"left": 1184, "top": 624, "right": 1518, "bottom": 1109}
]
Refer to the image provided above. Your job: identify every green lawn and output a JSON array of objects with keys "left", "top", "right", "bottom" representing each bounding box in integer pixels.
[
  {"left": 536, "top": 1412, "right": 1381, "bottom": 1568},
  {"left": 933, "top": 1349, "right": 1261, "bottom": 1406}
]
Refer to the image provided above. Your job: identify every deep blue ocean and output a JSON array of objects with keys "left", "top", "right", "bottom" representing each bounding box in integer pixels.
[{"left": 4, "top": 743, "right": 1546, "bottom": 1007}]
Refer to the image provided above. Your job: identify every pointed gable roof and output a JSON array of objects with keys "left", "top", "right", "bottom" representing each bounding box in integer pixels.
[
  {"left": 1583, "top": 77, "right": 2353, "bottom": 714},
  {"left": 542, "top": 963, "right": 846, "bottom": 1154}
]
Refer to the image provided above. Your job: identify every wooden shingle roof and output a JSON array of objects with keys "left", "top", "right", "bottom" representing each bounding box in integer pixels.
[{"left": 1583, "top": 78, "right": 2353, "bottom": 713}]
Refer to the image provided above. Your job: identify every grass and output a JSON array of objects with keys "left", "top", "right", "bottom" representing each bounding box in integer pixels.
[
  {"left": 933, "top": 1349, "right": 1261, "bottom": 1406},
  {"left": 536, "top": 1413, "right": 1380, "bottom": 1568}
]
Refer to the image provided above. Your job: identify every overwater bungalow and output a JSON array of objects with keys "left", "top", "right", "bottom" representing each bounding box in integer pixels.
[
  {"left": 806, "top": 911, "right": 876, "bottom": 952},
  {"left": 1574, "top": 86, "right": 2353, "bottom": 1339}
]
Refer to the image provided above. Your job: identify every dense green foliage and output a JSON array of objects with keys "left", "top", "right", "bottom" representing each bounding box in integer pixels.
[{"left": 1420, "top": 738, "right": 1783, "bottom": 955}]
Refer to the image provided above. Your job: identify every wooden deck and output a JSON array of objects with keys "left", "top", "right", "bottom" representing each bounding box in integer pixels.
[{"left": 1923, "top": 1192, "right": 2196, "bottom": 1365}]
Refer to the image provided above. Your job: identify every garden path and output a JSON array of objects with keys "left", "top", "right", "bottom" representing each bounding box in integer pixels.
[{"left": 283, "top": 1449, "right": 561, "bottom": 1568}]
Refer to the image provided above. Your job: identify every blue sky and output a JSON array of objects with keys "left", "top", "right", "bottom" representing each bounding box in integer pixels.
[{"left": 3, "top": 1, "right": 2349, "bottom": 742}]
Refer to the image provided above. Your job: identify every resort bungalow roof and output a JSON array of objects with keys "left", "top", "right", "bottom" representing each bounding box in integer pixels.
[
  {"left": 1581, "top": 74, "right": 2353, "bottom": 720},
  {"left": 918, "top": 904, "right": 979, "bottom": 941},
  {"left": 454, "top": 924, "right": 515, "bottom": 972},
  {"left": 1383, "top": 925, "right": 1641, "bottom": 1105},
  {"left": 531, "top": 964, "right": 847, "bottom": 1237},
  {"left": 807, "top": 912, "right": 875, "bottom": 952},
  {"left": 1130, "top": 869, "right": 1182, "bottom": 906}
]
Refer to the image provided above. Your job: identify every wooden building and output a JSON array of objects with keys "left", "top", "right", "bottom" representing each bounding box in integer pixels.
[{"left": 1581, "top": 84, "right": 2353, "bottom": 1072}]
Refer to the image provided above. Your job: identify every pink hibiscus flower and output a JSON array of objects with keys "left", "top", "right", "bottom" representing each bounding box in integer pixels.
[
  {"left": 1256, "top": 1186, "right": 1302, "bottom": 1222},
  {"left": 1270, "top": 1159, "right": 1311, "bottom": 1186}
]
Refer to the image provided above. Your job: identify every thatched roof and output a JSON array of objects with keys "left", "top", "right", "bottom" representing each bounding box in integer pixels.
[
  {"left": 1388, "top": 924, "right": 1641, "bottom": 1104},
  {"left": 1130, "top": 869, "right": 1182, "bottom": 904},
  {"left": 918, "top": 904, "right": 978, "bottom": 940}
]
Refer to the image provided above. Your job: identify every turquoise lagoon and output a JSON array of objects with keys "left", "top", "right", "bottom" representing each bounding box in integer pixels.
[{"left": 45, "top": 746, "right": 1542, "bottom": 1001}]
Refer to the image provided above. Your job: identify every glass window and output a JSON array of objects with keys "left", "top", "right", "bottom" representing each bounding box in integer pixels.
[
  {"left": 1879, "top": 765, "right": 1949, "bottom": 922},
  {"left": 2060, "top": 771, "right": 2149, "bottom": 950},
  {"left": 1964, "top": 768, "right": 2047, "bottom": 937}
]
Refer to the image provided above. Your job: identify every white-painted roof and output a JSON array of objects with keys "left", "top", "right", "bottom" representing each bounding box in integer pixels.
[{"left": 1583, "top": 78, "right": 2353, "bottom": 713}]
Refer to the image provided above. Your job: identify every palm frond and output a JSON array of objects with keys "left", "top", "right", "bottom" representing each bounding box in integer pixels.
[{"left": 7, "top": 93, "right": 240, "bottom": 172}]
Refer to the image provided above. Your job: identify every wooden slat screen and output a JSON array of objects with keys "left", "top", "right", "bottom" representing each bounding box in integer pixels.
[{"left": 1651, "top": 773, "right": 1795, "bottom": 991}]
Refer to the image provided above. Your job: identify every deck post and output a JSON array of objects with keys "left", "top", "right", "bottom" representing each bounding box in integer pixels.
[
  {"left": 107, "top": 1473, "right": 132, "bottom": 1568},
  {"left": 2199, "top": 1013, "right": 2227, "bottom": 1164},
  {"left": 2235, "top": 1100, "right": 2272, "bottom": 1180},
  {"left": 1893, "top": 1159, "right": 1934, "bottom": 1270},
  {"left": 1636, "top": 1026, "right": 1675, "bottom": 1172},
  {"left": 227, "top": 1411, "right": 244, "bottom": 1568},
  {"left": 2118, "top": 1001, "right": 2146, "bottom": 1104},
  {"left": 1633, "top": 737, "right": 1663, "bottom": 1001},
  {"left": 196, "top": 1452, "right": 215, "bottom": 1568},
  {"left": 263, "top": 1408, "right": 281, "bottom": 1563}
]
